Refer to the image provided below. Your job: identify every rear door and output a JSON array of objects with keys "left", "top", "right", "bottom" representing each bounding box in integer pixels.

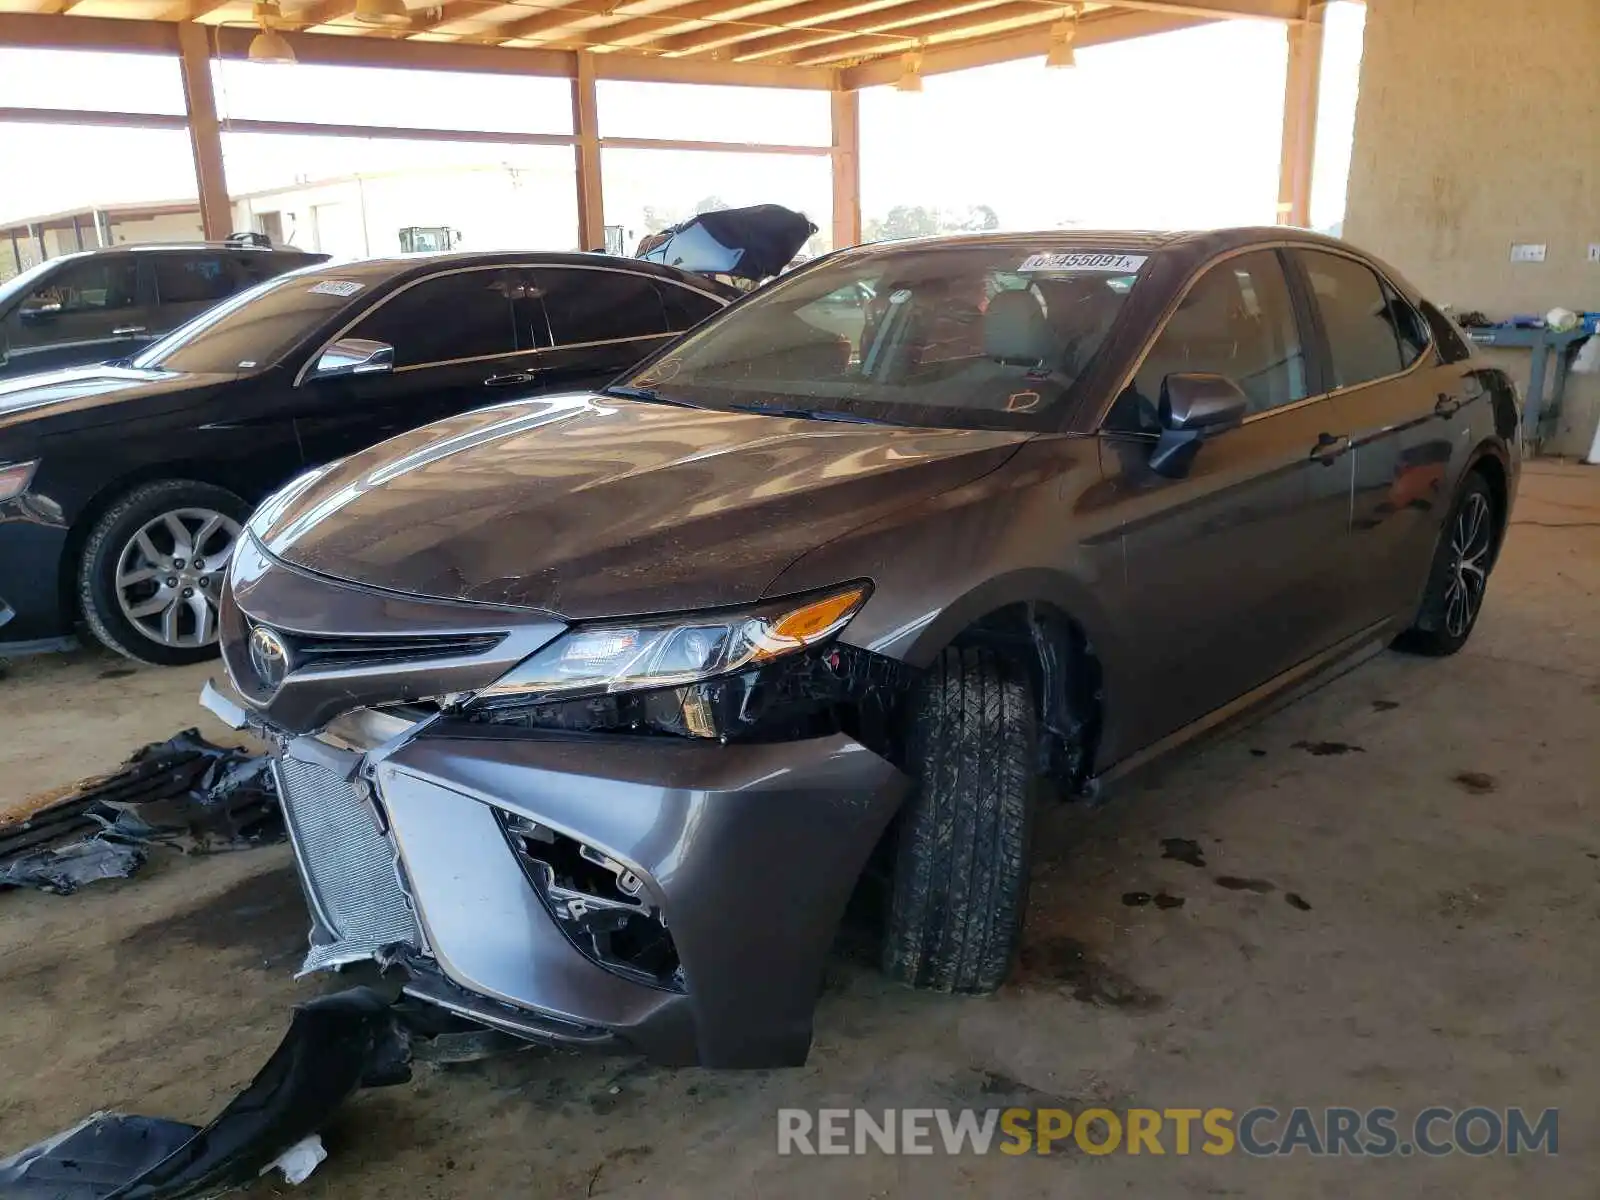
[
  {"left": 1290, "top": 248, "right": 1451, "bottom": 633},
  {"left": 0, "top": 255, "right": 145, "bottom": 376},
  {"left": 291, "top": 267, "right": 526, "bottom": 465},
  {"left": 1099, "top": 248, "right": 1351, "bottom": 752},
  {"left": 526, "top": 266, "right": 687, "bottom": 393}
]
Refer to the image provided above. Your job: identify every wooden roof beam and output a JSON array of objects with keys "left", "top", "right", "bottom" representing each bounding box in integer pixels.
[
  {"left": 645, "top": 0, "right": 921, "bottom": 57},
  {"left": 839, "top": 6, "right": 1204, "bottom": 83},
  {"left": 555, "top": 0, "right": 798, "bottom": 49},
  {"left": 162, "top": 1, "right": 236, "bottom": 18},
  {"left": 292, "top": 1, "right": 361, "bottom": 28},
  {"left": 789, "top": 2, "right": 1060, "bottom": 65},
  {"left": 712, "top": 0, "right": 1014, "bottom": 61}
]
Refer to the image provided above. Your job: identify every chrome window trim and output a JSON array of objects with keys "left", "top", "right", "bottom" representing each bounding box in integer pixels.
[
  {"left": 296, "top": 262, "right": 721, "bottom": 386},
  {"left": 1093, "top": 240, "right": 1434, "bottom": 432}
]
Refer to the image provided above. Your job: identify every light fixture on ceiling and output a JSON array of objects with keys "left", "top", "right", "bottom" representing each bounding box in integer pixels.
[
  {"left": 895, "top": 48, "right": 923, "bottom": 92},
  {"left": 248, "top": 0, "right": 296, "bottom": 63},
  {"left": 1045, "top": 5, "right": 1079, "bottom": 68},
  {"left": 354, "top": 0, "right": 413, "bottom": 26}
]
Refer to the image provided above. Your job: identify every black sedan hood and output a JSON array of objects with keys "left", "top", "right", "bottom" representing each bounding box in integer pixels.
[
  {"left": 0, "top": 365, "right": 224, "bottom": 436},
  {"left": 252, "top": 394, "right": 1029, "bottom": 618}
]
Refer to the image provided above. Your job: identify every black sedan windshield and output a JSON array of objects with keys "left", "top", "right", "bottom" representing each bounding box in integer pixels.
[
  {"left": 131, "top": 271, "right": 362, "bottom": 375},
  {"left": 617, "top": 244, "right": 1146, "bottom": 430}
]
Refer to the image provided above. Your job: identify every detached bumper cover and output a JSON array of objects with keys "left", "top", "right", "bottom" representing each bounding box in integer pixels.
[{"left": 271, "top": 718, "right": 907, "bottom": 1068}]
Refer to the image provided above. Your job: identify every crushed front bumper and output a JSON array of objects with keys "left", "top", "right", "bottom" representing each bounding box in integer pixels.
[{"left": 206, "top": 682, "right": 908, "bottom": 1068}]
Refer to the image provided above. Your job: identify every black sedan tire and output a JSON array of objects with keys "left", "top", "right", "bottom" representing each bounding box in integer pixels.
[
  {"left": 1395, "top": 471, "right": 1499, "bottom": 658},
  {"left": 78, "top": 480, "right": 249, "bottom": 666},
  {"left": 883, "top": 645, "right": 1037, "bottom": 993}
]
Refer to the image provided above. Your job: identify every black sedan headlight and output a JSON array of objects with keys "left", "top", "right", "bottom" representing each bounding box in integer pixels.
[{"left": 456, "top": 583, "right": 908, "bottom": 746}]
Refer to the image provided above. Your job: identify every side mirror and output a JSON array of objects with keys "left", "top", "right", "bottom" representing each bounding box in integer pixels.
[
  {"left": 1148, "top": 372, "right": 1248, "bottom": 478},
  {"left": 19, "top": 305, "right": 58, "bottom": 326},
  {"left": 310, "top": 338, "right": 394, "bottom": 380}
]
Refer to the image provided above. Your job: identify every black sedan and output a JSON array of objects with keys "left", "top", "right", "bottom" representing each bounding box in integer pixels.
[{"left": 0, "top": 252, "right": 730, "bottom": 663}]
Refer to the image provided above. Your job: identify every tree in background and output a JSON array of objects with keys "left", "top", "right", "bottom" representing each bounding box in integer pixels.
[
  {"left": 694, "top": 195, "right": 731, "bottom": 215},
  {"left": 863, "top": 203, "right": 1001, "bottom": 242}
]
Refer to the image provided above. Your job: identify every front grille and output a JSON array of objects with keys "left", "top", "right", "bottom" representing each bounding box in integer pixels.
[
  {"left": 276, "top": 756, "right": 420, "bottom": 975},
  {"left": 283, "top": 631, "right": 506, "bottom": 674}
]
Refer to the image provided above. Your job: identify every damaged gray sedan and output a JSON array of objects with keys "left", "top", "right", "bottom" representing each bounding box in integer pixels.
[{"left": 206, "top": 229, "right": 1519, "bottom": 1068}]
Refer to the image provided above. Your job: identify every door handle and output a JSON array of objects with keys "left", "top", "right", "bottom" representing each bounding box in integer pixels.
[
  {"left": 112, "top": 325, "right": 148, "bottom": 336},
  {"left": 483, "top": 372, "right": 535, "bottom": 387},
  {"left": 1309, "top": 431, "right": 1351, "bottom": 465},
  {"left": 1434, "top": 392, "right": 1463, "bottom": 418}
]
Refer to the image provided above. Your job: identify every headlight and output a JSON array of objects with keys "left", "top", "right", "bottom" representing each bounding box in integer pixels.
[
  {"left": 471, "top": 582, "right": 871, "bottom": 707},
  {"left": 0, "top": 460, "right": 38, "bottom": 502}
]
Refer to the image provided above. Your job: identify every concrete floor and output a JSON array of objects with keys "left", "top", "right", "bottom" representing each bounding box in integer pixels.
[{"left": 1, "top": 460, "right": 1596, "bottom": 1198}]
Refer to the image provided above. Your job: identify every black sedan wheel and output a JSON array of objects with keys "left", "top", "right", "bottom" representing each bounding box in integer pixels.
[
  {"left": 1396, "top": 472, "right": 1498, "bottom": 657},
  {"left": 78, "top": 480, "right": 248, "bottom": 665},
  {"left": 883, "top": 645, "right": 1036, "bottom": 993}
]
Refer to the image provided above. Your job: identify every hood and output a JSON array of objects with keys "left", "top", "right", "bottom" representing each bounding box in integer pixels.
[
  {"left": 252, "top": 394, "right": 1030, "bottom": 618},
  {"left": 0, "top": 365, "right": 223, "bottom": 436}
]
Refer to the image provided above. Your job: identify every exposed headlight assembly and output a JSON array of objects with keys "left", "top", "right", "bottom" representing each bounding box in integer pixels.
[
  {"left": 0, "top": 461, "right": 38, "bottom": 502},
  {"left": 470, "top": 582, "right": 871, "bottom": 709}
]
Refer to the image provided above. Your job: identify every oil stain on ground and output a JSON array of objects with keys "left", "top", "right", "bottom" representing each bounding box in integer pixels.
[
  {"left": 1453, "top": 771, "right": 1498, "bottom": 794},
  {"left": 1285, "top": 893, "right": 1313, "bottom": 911},
  {"left": 1017, "top": 936, "right": 1165, "bottom": 1011},
  {"left": 1160, "top": 837, "right": 1207, "bottom": 868},
  {"left": 1292, "top": 740, "right": 1366, "bottom": 756},
  {"left": 1215, "top": 876, "right": 1275, "bottom": 894},
  {"left": 1122, "top": 891, "right": 1186, "bottom": 909},
  {"left": 117, "top": 863, "right": 307, "bottom": 967}
]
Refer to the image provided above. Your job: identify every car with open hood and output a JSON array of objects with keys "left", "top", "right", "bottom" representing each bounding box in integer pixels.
[
  {"left": 0, "top": 251, "right": 730, "bottom": 662},
  {"left": 206, "top": 228, "right": 1521, "bottom": 1068}
]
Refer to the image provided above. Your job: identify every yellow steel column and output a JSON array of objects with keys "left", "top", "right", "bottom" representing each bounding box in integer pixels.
[
  {"left": 1276, "top": 2, "right": 1325, "bottom": 228},
  {"left": 572, "top": 52, "right": 606, "bottom": 251},
  {"left": 176, "top": 21, "right": 232, "bottom": 241},
  {"left": 830, "top": 87, "right": 861, "bottom": 248}
]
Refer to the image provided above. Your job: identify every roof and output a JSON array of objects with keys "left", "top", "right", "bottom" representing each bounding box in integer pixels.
[
  {"left": 0, "top": 1, "right": 1313, "bottom": 91},
  {"left": 287, "top": 248, "right": 735, "bottom": 293}
]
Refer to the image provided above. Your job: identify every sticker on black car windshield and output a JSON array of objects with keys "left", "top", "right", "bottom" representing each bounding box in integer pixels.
[
  {"left": 1018, "top": 252, "right": 1148, "bottom": 273},
  {"left": 308, "top": 280, "right": 363, "bottom": 297}
]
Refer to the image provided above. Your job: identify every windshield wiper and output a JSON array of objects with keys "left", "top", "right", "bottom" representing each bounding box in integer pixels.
[
  {"left": 601, "top": 384, "right": 699, "bottom": 409},
  {"left": 727, "top": 403, "right": 895, "bottom": 426}
]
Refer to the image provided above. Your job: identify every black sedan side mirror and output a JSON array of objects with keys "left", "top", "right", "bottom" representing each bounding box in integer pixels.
[
  {"left": 1148, "top": 372, "right": 1248, "bottom": 478},
  {"left": 310, "top": 338, "right": 394, "bottom": 381}
]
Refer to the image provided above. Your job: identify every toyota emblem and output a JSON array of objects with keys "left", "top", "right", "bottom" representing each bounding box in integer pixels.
[{"left": 248, "top": 625, "right": 292, "bottom": 694}]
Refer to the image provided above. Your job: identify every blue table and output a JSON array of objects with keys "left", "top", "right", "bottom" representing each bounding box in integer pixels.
[{"left": 1465, "top": 324, "right": 1593, "bottom": 445}]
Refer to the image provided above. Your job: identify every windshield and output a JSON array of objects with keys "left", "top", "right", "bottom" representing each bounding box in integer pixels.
[
  {"left": 130, "top": 270, "right": 364, "bottom": 375},
  {"left": 614, "top": 244, "right": 1147, "bottom": 430}
]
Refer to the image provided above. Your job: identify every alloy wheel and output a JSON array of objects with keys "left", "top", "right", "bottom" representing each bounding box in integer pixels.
[
  {"left": 1443, "top": 491, "right": 1491, "bottom": 639},
  {"left": 114, "top": 508, "right": 242, "bottom": 648}
]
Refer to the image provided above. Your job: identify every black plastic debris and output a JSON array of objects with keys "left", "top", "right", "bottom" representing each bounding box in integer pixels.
[
  {"left": 0, "top": 730, "right": 280, "bottom": 895},
  {"left": 636, "top": 204, "right": 817, "bottom": 281},
  {"left": 0, "top": 987, "right": 410, "bottom": 1200}
]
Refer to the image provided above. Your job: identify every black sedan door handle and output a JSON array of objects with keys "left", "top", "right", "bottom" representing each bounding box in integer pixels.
[
  {"left": 483, "top": 372, "right": 536, "bottom": 387},
  {"left": 1310, "top": 431, "right": 1351, "bottom": 465},
  {"left": 1435, "top": 392, "right": 1463, "bottom": 418}
]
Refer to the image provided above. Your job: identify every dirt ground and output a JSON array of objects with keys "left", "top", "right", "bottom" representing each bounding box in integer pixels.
[{"left": 1, "top": 460, "right": 1596, "bottom": 1198}]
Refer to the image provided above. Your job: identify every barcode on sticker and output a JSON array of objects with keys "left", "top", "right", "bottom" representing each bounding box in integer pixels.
[
  {"left": 308, "top": 280, "right": 363, "bottom": 297},
  {"left": 1018, "top": 252, "right": 1148, "bottom": 273}
]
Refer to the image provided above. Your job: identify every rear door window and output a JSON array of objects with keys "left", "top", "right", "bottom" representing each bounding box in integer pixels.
[
  {"left": 1295, "top": 250, "right": 1406, "bottom": 389},
  {"left": 534, "top": 268, "right": 670, "bottom": 347},
  {"left": 153, "top": 253, "right": 235, "bottom": 305},
  {"left": 659, "top": 282, "right": 723, "bottom": 332},
  {"left": 346, "top": 270, "right": 517, "bottom": 369}
]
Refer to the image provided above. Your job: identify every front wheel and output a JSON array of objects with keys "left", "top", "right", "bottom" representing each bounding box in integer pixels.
[
  {"left": 1395, "top": 472, "right": 1499, "bottom": 657},
  {"left": 78, "top": 480, "right": 248, "bottom": 666},
  {"left": 882, "top": 646, "right": 1037, "bottom": 994}
]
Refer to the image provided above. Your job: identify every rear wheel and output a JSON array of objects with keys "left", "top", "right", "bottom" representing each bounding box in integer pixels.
[
  {"left": 78, "top": 479, "right": 247, "bottom": 666},
  {"left": 1395, "top": 471, "right": 1498, "bottom": 657},
  {"left": 883, "top": 646, "right": 1036, "bottom": 994}
]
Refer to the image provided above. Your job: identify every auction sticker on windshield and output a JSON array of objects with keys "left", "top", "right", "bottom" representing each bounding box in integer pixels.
[
  {"left": 1018, "top": 252, "right": 1148, "bottom": 273},
  {"left": 308, "top": 280, "right": 364, "bottom": 298}
]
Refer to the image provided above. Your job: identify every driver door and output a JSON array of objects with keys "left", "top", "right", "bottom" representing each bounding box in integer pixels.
[{"left": 1095, "top": 249, "right": 1351, "bottom": 757}]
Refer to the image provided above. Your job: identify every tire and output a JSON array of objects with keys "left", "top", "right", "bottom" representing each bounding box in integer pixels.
[
  {"left": 1394, "top": 471, "right": 1499, "bottom": 658},
  {"left": 883, "top": 645, "right": 1037, "bottom": 994},
  {"left": 78, "top": 479, "right": 249, "bottom": 666}
]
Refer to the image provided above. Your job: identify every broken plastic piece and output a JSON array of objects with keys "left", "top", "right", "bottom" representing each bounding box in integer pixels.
[
  {"left": 0, "top": 987, "right": 408, "bottom": 1200},
  {"left": 0, "top": 836, "right": 145, "bottom": 895},
  {"left": 260, "top": 1136, "right": 326, "bottom": 1187}
]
